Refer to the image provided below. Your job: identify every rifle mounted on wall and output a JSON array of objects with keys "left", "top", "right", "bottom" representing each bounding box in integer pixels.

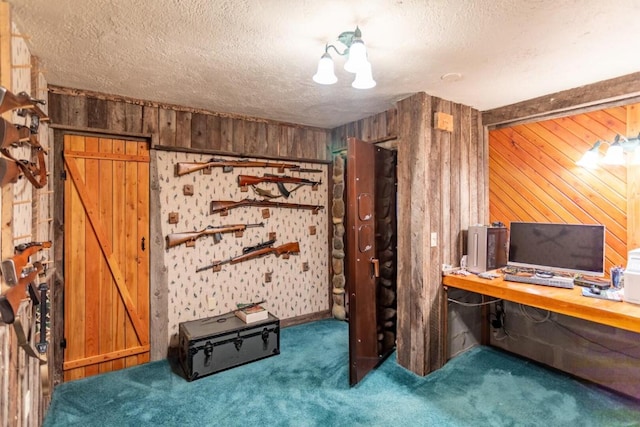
[
  {"left": 237, "top": 174, "right": 321, "bottom": 198},
  {"left": 1, "top": 117, "right": 48, "bottom": 152},
  {"left": 0, "top": 157, "right": 22, "bottom": 187},
  {"left": 0, "top": 150, "right": 47, "bottom": 189},
  {"left": 0, "top": 85, "right": 47, "bottom": 117},
  {"left": 196, "top": 241, "right": 300, "bottom": 273},
  {"left": 0, "top": 117, "right": 49, "bottom": 188},
  {"left": 0, "top": 117, "right": 31, "bottom": 148},
  {"left": 165, "top": 222, "right": 264, "bottom": 248},
  {"left": 0, "top": 261, "right": 43, "bottom": 324},
  {"left": 1, "top": 241, "right": 52, "bottom": 286},
  {"left": 175, "top": 157, "right": 322, "bottom": 176},
  {"left": 210, "top": 198, "right": 323, "bottom": 215},
  {"left": 195, "top": 238, "right": 275, "bottom": 272}
]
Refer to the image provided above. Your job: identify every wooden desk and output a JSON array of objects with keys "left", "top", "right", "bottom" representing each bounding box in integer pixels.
[{"left": 442, "top": 273, "right": 640, "bottom": 334}]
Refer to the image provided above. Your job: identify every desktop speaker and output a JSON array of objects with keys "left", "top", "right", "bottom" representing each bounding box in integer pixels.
[{"left": 466, "top": 224, "right": 508, "bottom": 274}]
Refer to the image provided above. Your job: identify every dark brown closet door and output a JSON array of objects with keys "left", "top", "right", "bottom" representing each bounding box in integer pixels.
[{"left": 346, "top": 137, "right": 397, "bottom": 386}]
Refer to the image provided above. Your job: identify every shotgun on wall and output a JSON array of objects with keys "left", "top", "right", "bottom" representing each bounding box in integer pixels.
[
  {"left": 0, "top": 157, "right": 24, "bottom": 187},
  {"left": 210, "top": 198, "right": 324, "bottom": 215},
  {"left": 175, "top": 157, "right": 322, "bottom": 176},
  {"left": 237, "top": 174, "right": 321, "bottom": 198},
  {"left": 0, "top": 85, "right": 46, "bottom": 116},
  {"left": 196, "top": 241, "right": 300, "bottom": 273},
  {"left": 0, "top": 261, "right": 43, "bottom": 324},
  {"left": 165, "top": 222, "right": 265, "bottom": 248},
  {"left": 0, "top": 241, "right": 51, "bottom": 324},
  {"left": 0, "top": 117, "right": 49, "bottom": 188},
  {"left": 1, "top": 241, "right": 52, "bottom": 286}
]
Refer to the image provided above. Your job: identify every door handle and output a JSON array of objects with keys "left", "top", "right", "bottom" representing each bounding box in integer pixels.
[
  {"left": 141, "top": 237, "right": 146, "bottom": 251},
  {"left": 371, "top": 258, "right": 379, "bottom": 278}
]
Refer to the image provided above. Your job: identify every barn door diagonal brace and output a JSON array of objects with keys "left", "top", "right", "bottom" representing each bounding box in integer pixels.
[{"left": 63, "top": 156, "right": 148, "bottom": 345}]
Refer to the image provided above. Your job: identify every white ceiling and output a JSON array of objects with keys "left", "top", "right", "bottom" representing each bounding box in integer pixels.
[{"left": 8, "top": 0, "right": 640, "bottom": 129}]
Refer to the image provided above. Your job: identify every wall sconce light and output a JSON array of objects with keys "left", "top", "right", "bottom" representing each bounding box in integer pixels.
[
  {"left": 312, "top": 26, "right": 376, "bottom": 89},
  {"left": 576, "top": 134, "right": 640, "bottom": 169}
]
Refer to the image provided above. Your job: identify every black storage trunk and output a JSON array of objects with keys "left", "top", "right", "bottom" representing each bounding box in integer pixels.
[{"left": 178, "top": 312, "right": 280, "bottom": 381}]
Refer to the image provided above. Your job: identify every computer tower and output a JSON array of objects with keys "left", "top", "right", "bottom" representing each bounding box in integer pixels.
[{"left": 467, "top": 225, "right": 508, "bottom": 274}]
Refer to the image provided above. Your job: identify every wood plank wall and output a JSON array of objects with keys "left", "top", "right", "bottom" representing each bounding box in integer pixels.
[
  {"left": 396, "top": 93, "right": 486, "bottom": 376},
  {"left": 331, "top": 108, "right": 398, "bottom": 150},
  {"left": 331, "top": 94, "right": 486, "bottom": 377},
  {"left": 488, "top": 105, "right": 634, "bottom": 273},
  {"left": 48, "top": 86, "right": 331, "bottom": 162}
]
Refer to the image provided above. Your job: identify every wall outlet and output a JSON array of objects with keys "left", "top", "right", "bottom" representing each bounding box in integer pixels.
[
  {"left": 430, "top": 232, "right": 438, "bottom": 247},
  {"left": 207, "top": 295, "right": 216, "bottom": 310}
]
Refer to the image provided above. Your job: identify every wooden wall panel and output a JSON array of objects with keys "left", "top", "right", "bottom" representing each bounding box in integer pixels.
[
  {"left": 175, "top": 110, "right": 191, "bottom": 148},
  {"left": 49, "top": 87, "right": 330, "bottom": 162},
  {"left": 142, "top": 106, "right": 159, "bottom": 147},
  {"left": 190, "top": 113, "right": 208, "bottom": 149},
  {"left": 331, "top": 109, "right": 398, "bottom": 151},
  {"left": 488, "top": 105, "right": 633, "bottom": 273},
  {"left": 627, "top": 105, "right": 640, "bottom": 251},
  {"left": 332, "top": 95, "right": 485, "bottom": 377},
  {"left": 206, "top": 115, "right": 222, "bottom": 151},
  {"left": 124, "top": 103, "right": 142, "bottom": 133},
  {"left": 106, "top": 99, "right": 126, "bottom": 133}
]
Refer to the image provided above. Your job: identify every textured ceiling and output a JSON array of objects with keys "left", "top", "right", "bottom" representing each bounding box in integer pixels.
[{"left": 8, "top": 0, "right": 640, "bottom": 129}]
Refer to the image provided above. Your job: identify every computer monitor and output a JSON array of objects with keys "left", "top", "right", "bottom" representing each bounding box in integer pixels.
[{"left": 507, "top": 222, "right": 606, "bottom": 277}]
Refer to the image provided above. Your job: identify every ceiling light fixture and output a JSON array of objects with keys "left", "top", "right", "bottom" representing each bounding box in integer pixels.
[
  {"left": 312, "top": 26, "right": 376, "bottom": 89},
  {"left": 576, "top": 134, "right": 640, "bottom": 169}
]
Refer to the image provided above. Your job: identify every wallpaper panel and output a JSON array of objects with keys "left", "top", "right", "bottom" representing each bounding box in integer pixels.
[
  {"left": 11, "top": 22, "right": 32, "bottom": 243},
  {"left": 157, "top": 151, "right": 329, "bottom": 343}
]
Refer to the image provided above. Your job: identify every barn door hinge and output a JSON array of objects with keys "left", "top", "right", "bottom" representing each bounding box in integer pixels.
[
  {"left": 60, "top": 338, "right": 67, "bottom": 349},
  {"left": 60, "top": 170, "right": 67, "bottom": 180}
]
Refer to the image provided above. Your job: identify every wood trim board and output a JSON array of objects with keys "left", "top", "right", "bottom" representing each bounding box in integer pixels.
[
  {"left": 482, "top": 72, "right": 640, "bottom": 127},
  {"left": 443, "top": 274, "right": 640, "bottom": 334}
]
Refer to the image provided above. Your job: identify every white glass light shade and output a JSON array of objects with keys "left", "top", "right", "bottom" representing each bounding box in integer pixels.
[
  {"left": 576, "top": 149, "right": 600, "bottom": 169},
  {"left": 602, "top": 143, "right": 625, "bottom": 165},
  {"left": 632, "top": 146, "right": 640, "bottom": 165},
  {"left": 351, "top": 62, "right": 376, "bottom": 89},
  {"left": 344, "top": 39, "right": 368, "bottom": 74},
  {"left": 312, "top": 53, "right": 337, "bottom": 85}
]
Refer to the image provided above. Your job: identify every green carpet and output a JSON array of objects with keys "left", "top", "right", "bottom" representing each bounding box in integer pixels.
[{"left": 44, "top": 319, "right": 640, "bottom": 426}]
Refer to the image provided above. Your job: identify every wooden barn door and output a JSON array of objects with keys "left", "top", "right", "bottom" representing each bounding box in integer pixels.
[
  {"left": 346, "top": 137, "right": 397, "bottom": 386},
  {"left": 63, "top": 134, "right": 150, "bottom": 380}
]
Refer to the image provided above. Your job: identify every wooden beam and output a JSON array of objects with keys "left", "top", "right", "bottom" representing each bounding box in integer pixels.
[
  {"left": 483, "top": 72, "right": 640, "bottom": 127},
  {"left": 148, "top": 150, "right": 168, "bottom": 361}
]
